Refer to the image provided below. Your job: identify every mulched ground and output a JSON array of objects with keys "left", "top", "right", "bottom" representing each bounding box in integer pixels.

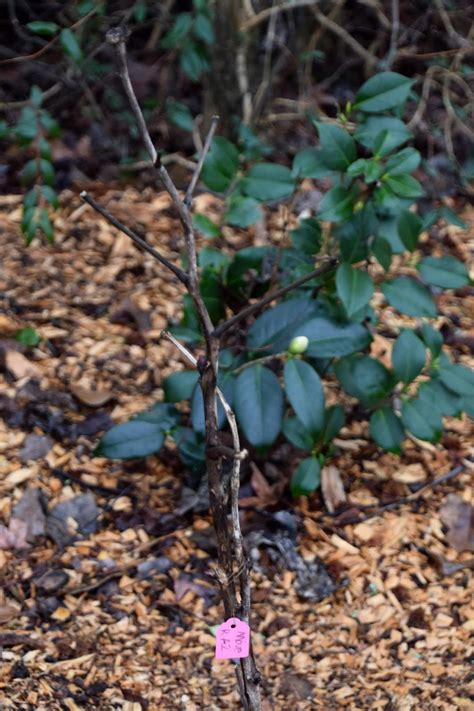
[{"left": 0, "top": 189, "right": 473, "bottom": 711}]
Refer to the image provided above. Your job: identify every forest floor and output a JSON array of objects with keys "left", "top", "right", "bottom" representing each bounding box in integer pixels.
[{"left": 0, "top": 188, "right": 473, "bottom": 711}]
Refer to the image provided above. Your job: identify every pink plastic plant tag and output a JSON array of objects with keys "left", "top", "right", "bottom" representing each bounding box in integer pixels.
[{"left": 215, "top": 617, "right": 250, "bottom": 659}]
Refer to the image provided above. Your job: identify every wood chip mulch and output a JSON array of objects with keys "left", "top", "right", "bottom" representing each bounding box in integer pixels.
[{"left": 0, "top": 189, "right": 473, "bottom": 710}]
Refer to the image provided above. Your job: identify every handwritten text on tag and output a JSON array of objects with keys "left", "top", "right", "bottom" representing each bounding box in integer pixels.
[{"left": 215, "top": 617, "right": 250, "bottom": 659}]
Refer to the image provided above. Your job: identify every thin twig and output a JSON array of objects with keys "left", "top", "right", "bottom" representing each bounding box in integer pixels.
[
  {"left": 240, "top": 0, "right": 318, "bottom": 32},
  {"left": 184, "top": 115, "right": 219, "bottom": 207},
  {"left": 310, "top": 5, "right": 378, "bottom": 68},
  {"left": 160, "top": 330, "right": 198, "bottom": 366},
  {"left": 80, "top": 191, "right": 188, "bottom": 284},
  {"left": 385, "top": 0, "right": 400, "bottom": 69},
  {"left": 0, "top": 10, "right": 97, "bottom": 66},
  {"left": 213, "top": 257, "right": 338, "bottom": 338}
]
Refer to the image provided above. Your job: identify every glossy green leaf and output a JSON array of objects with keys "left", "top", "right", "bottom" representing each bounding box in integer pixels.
[
  {"left": 290, "top": 218, "right": 322, "bottom": 255},
  {"left": 355, "top": 72, "right": 414, "bottom": 112},
  {"left": 392, "top": 330, "right": 426, "bottom": 383},
  {"left": 401, "top": 398, "right": 442, "bottom": 441},
  {"left": 135, "top": 403, "right": 180, "bottom": 430},
  {"left": 320, "top": 404, "right": 346, "bottom": 444},
  {"left": 284, "top": 359, "right": 325, "bottom": 436},
  {"left": 166, "top": 100, "right": 194, "bottom": 131},
  {"left": 316, "top": 123, "right": 356, "bottom": 171},
  {"left": 192, "top": 213, "right": 220, "bottom": 238},
  {"left": 198, "top": 247, "right": 230, "bottom": 271},
  {"left": 27, "top": 21, "right": 59, "bottom": 36},
  {"left": 290, "top": 457, "right": 321, "bottom": 497},
  {"left": 60, "top": 28, "right": 83, "bottom": 63},
  {"left": 385, "top": 148, "right": 421, "bottom": 176},
  {"left": 384, "top": 174, "right": 423, "bottom": 198},
  {"left": 318, "top": 186, "right": 355, "bottom": 222},
  {"left": 161, "top": 13, "right": 193, "bottom": 48},
  {"left": 95, "top": 421, "right": 164, "bottom": 459},
  {"left": 335, "top": 355, "right": 393, "bottom": 407},
  {"left": 234, "top": 365, "right": 284, "bottom": 447},
  {"left": 180, "top": 43, "right": 209, "bottom": 81},
  {"left": 201, "top": 137, "right": 239, "bottom": 192},
  {"left": 292, "top": 148, "right": 331, "bottom": 178},
  {"left": 295, "top": 317, "right": 371, "bottom": 358},
  {"left": 418, "top": 379, "right": 462, "bottom": 417},
  {"left": 439, "top": 364, "right": 474, "bottom": 396},
  {"left": 355, "top": 116, "right": 412, "bottom": 156},
  {"left": 381, "top": 277, "right": 437, "bottom": 317},
  {"left": 337, "top": 206, "right": 375, "bottom": 263},
  {"left": 163, "top": 370, "right": 199, "bottom": 402},
  {"left": 336, "top": 264, "right": 374, "bottom": 319},
  {"left": 193, "top": 13, "right": 214, "bottom": 44},
  {"left": 241, "top": 163, "right": 295, "bottom": 202},
  {"left": 417, "top": 256, "right": 469, "bottom": 289},
  {"left": 370, "top": 407, "right": 405, "bottom": 452},
  {"left": 282, "top": 417, "right": 314, "bottom": 449},
  {"left": 397, "top": 210, "right": 422, "bottom": 251},
  {"left": 420, "top": 324, "right": 443, "bottom": 357},
  {"left": 247, "top": 298, "right": 317, "bottom": 354},
  {"left": 371, "top": 236, "right": 392, "bottom": 271},
  {"left": 225, "top": 196, "right": 262, "bottom": 227}
]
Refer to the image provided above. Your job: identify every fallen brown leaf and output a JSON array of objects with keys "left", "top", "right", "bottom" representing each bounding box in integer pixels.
[
  {"left": 4, "top": 350, "right": 41, "bottom": 379},
  {"left": 0, "top": 517, "right": 29, "bottom": 550},
  {"left": 321, "top": 465, "right": 347, "bottom": 514},
  {"left": 439, "top": 494, "right": 474, "bottom": 552},
  {"left": 70, "top": 384, "right": 114, "bottom": 407}
]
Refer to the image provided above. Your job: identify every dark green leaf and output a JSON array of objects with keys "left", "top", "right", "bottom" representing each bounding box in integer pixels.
[
  {"left": 225, "top": 196, "right": 262, "bottom": 227},
  {"left": 336, "top": 264, "right": 374, "bottom": 319},
  {"left": 135, "top": 403, "right": 179, "bottom": 430},
  {"left": 191, "top": 373, "right": 234, "bottom": 434},
  {"left": 316, "top": 123, "right": 356, "bottom": 171},
  {"left": 291, "top": 457, "right": 321, "bottom": 496},
  {"left": 193, "top": 13, "right": 214, "bottom": 44},
  {"left": 192, "top": 213, "right": 220, "bottom": 238},
  {"left": 439, "top": 207, "right": 467, "bottom": 229},
  {"left": 234, "top": 365, "right": 284, "bottom": 447},
  {"left": 241, "top": 163, "right": 295, "bottom": 202},
  {"left": 290, "top": 218, "right": 322, "bottom": 255},
  {"left": 385, "top": 148, "right": 421, "bottom": 176},
  {"left": 226, "top": 246, "right": 275, "bottom": 292},
  {"left": 418, "top": 379, "right": 462, "bottom": 417},
  {"left": 420, "top": 324, "right": 443, "bottom": 357},
  {"left": 24, "top": 188, "right": 38, "bottom": 209},
  {"left": 200, "top": 269, "right": 225, "bottom": 323},
  {"left": 284, "top": 359, "right": 325, "bottom": 436},
  {"left": 166, "top": 101, "right": 194, "bottom": 131},
  {"left": 296, "top": 318, "right": 372, "bottom": 358},
  {"left": 320, "top": 404, "right": 346, "bottom": 444},
  {"left": 381, "top": 277, "right": 437, "bottom": 317},
  {"left": 292, "top": 148, "right": 331, "bottom": 178},
  {"left": 27, "top": 21, "right": 59, "bottom": 36},
  {"left": 15, "top": 106, "right": 37, "bottom": 143},
  {"left": 371, "top": 236, "right": 392, "bottom": 270},
  {"left": 337, "top": 206, "right": 375, "bottom": 263},
  {"left": 397, "top": 210, "right": 422, "bottom": 251},
  {"left": 198, "top": 247, "right": 230, "bottom": 271},
  {"left": 401, "top": 398, "right": 442, "bottom": 441},
  {"left": 335, "top": 355, "right": 393, "bottom": 407},
  {"left": 95, "top": 421, "right": 164, "bottom": 459},
  {"left": 247, "top": 298, "right": 317, "bottom": 354},
  {"left": 355, "top": 116, "right": 412, "bottom": 156},
  {"left": 201, "top": 136, "right": 239, "bottom": 192},
  {"left": 318, "top": 186, "right": 355, "bottom": 222},
  {"left": 384, "top": 174, "right": 423, "bottom": 199},
  {"left": 174, "top": 427, "right": 206, "bottom": 471},
  {"left": 392, "top": 330, "right": 426, "bottom": 383},
  {"left": 38, "top": 208, "right": 53, "bottom": 242},
  {"left": 39, "top": 159, "right": 54, "bottom": 186},
  {"left": 377, "top": 213, "right": 406, "bottom": 253},
  {"left": 180, "top": 43, "right": 209, "bottom": 81},
  {"left": 282, "top": 417, "right": 314, "bottom": 449},
  {"left": 163, "top": 370, "right": 199, "bottom": 402},
  {"left": 417, "top": 256, "right": 469, "bottom": 289},
  {"left": 15, "top": 326, "right": 40, "bottom": 347},
  {"left": 355, "top": 72, "right": 414, "bottom": 112},
  {"left": 439, "top": 364, "right": 474, "bottom": 396},
  {"left": 370, "top": 407, "right": 405, "bottom": 452},
  {"left": 161, "top": 13, "right": 193, "bottom": 48},
  {"left": 60, "top": 28, "right": 83, "bottom": 63}
]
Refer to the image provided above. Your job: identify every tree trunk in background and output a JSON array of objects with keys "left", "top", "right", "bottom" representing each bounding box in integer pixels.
[{"left": 208, "top": 0, "right": 243, "bottom": 138}]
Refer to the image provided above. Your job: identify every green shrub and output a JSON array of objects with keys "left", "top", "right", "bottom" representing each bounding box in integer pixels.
[{"left": 96, "top": 71, "right": 473, "bottom": 496}]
